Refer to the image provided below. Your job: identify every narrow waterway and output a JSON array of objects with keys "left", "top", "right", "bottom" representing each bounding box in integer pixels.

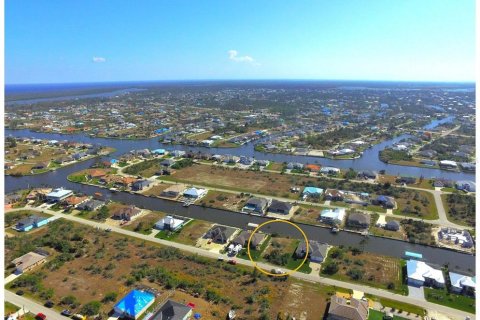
[{"left": 5, "top": 127, "right": 475, "bottom": 181}]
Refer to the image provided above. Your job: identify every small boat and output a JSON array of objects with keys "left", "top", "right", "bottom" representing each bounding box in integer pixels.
[{"left": 228, "top": 310, "right": 236, "bottom": 319}]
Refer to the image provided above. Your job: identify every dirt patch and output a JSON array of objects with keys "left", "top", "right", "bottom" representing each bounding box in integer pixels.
[{"left": 198, "top": 190, "right": 249, "bottom": 212}]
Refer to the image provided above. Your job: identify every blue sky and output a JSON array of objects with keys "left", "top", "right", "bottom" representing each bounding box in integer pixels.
[{"left": 5, "top": 0, "right": 476, "bottom": 84}]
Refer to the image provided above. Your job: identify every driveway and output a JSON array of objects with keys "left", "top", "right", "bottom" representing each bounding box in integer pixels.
[{"left": 407, "top": 285, "right": 425, "bottom": 301}]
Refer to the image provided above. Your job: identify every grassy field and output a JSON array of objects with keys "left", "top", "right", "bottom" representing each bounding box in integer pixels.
[
  {"left": 122, "top": 211, "right": 166, "bottom": 235},
  {"left": 5, "top": 210, "right": 52, "bottom": 228},
  {"left": 321, "top": 247, "right": 406, "bottom": 295},
  {"left": 4, "top": 301, "right": 20, "bottom": 314},
  {"left": 365, "top": 296, "right": 426, "bottom": 316},
  {"left": 5, "top": 218, "right": 340, "bottom": 319},
  {"left": 155, "top": 219, "right": 213, "bottom": 246},
  {"left": 368, "top": 309, "right": 409, "bottom": 320},
  {"left": 424, "top": 287, "right": 475, "bottom": 313},
  {"left": 141, "top": 183, "right": 172, "bottom": 197},
  {"left": 394, "top": 190, "right": 438, "bottom": 220},
  {"left": 198, "top": 190, "right": 249, "bottom": 212},
  {"left": 441, "top": 194, "right": 475, "bottom": 227}
]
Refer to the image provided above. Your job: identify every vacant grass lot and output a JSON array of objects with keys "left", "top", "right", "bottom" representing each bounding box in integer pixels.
[
  {"left": 441, "top": 193, "right": 475, "bottom": 228},
  {"left": 321, "top": 247, "right": 406, "bottom": 295},
  {"left": 393, "top": 190, "right": 438, "bottom": 220},
  {"left": 122, "top": 211, "right": 166, "bottom": 235},
  {"left": 198, "top": 190, "right": 249, "bottom": 212},
  {"left": 155, "top": 219, "right": 213, "bottom": 246}
]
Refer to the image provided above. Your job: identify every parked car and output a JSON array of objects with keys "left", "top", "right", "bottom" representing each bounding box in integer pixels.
[
  {"left": 36, "top": 313, "right": 47, "bottom": 320},
  {"left": 61, "top": 310, "right": 72, "bottom": 317},
  {"left": 227, "top": 259, "right": 237, "bottom": 265},
  {"left": 15, "top": 290, "right": 24, "bottom": 296},
  {"left": 44, "top": 301, "right": 54, "bottom": 308}
]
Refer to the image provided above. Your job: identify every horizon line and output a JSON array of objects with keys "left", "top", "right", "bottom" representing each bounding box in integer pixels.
[{"left": 5, "top": 78, "right": 476, "bottom": 87}]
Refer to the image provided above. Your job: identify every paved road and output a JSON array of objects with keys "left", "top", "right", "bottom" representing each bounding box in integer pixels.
[
  {"left": 5, "top": 290, "right": 64, "bottom": 320},
  {"left": 6, "top": 207, "right": 474, "bottom": 320}
]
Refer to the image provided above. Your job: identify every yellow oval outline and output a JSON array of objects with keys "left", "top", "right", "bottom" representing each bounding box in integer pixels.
[{"left": 247, "top": 219, "right": 309, "bottom": 277}]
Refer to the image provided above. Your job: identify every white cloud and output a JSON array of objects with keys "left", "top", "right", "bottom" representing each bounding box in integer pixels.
[
  {"left": 92, "top": 56, "right": 106, "bottom": 63},
  {"left": 228, "top": 50, "right": 259, "bottom": 65}
]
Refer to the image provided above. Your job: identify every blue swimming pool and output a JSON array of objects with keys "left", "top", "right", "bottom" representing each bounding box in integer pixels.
[{"left": 114, "top": 290, "right": 155, "bottom": 318}]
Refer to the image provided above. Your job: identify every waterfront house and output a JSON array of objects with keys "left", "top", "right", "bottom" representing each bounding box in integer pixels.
[
  {"left": 155, "top": 216, "right": 186, "bottom": 231},
  {"left": 231, "top": 230, "right": 266, "bottom": 249},
  {"left": 319, "top": 208, "right": 346, "bottom": 225},
  {"left": 267, "top": 199, "right": 293, "bottom": 215},
  {"left": 437, "top": 228, "right": 474, "bottom": 248},
  {"left": 161, "top": 158, "right": 176, "bottom": 167},
  {"left": 76, "top": 199, "right": 105, "bottom": 211},
  {"left": 357, "top": 170, "right": 377, "bottom": 180},
  {"left": 286, "top": 162, "right": 304, "bottom": 170},
  {"left": 449, "top": 272, "right": 476, "bottom": 295},
  {"left": 455, "top": 180, "right": 476, "bottom": 192},
  {"left": 384, "top": 220, "right": 400, "bottom": 231},
  {"left": 439, "top": 160, "right": 457, "bottom": 169},
  {"left": 46, "top": 188, "right": 73, "bottom": 202},
  {"left": 239, "top": 156, "right": 255, "bottom": 166},
  {"left": 183, "top": 187, "right": 207, "bottom": 199},
  {"left": 327, "top": 296, "right": 369, "bottom": 320},
  {"left": 204, "top": 225, "right": 237, "bottom": 244},
  {"left": 131, "top": 180, "right": 151, "bottom": 191},
  {"left": 320, "top": 166, "right": 340, "bottom": 175},
  {"left": 406, "top": 260, "right": 445, "bottom": 287},
  {"left": 242, "top": 197, "right": 269, "bottom": 215},
  {"left": 111, "top": 205, "right": 141, "bottom": 221},
  {"left": 294, "top": 240, "right": 328, "bottom": 263},
  {"left": 347, "top": 212, "right": 371, "bottom": 229},
  {"left": 160, "top": 184, "right": 186, "bottom": 198}
]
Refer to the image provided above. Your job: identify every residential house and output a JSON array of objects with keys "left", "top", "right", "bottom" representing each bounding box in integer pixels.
[
  {"left": 384, "top": 220, "right": 400, "bottom": 231},
  {"left": 455, "top": 180, "right": 476, "bottom": 192},
  {"left": 406, "top": 260, "right": 445, "bottom": 287},
  {"left": 111, "top": 205, "right": 141, "bottom": 221},
  {"left": 204, "top": 225, "right": 237, "bottom": 244},
  {"left": 231, "top": 230, "right": 266, "bottom": 249},
  {"left": 161, "top": 158, "right": 176, "bottom": 167},
  {"left": 46, "top": 188, "right": 73, "bottom": 202},
  {"left": 319, "top": 208, "right": 346, "bottom": 225},
  {"left": 396, "top": 176, "right": 416, "bottom": 185},
  {"left": 26, "top": 188, "right": 52, "bottom": 201},
  {"left": 286, "top": 162, "right": 304, "bottom": 170},
  {"left": 256, "top": 160, "right": 269, "bottom": 167},
  {"left": 242, "top": 197, "right": 269, "bottom": 215},
  {"left": 267, "top": 200, "right": 293, "bottom": 215},
  {"left": 239, "top": 156, "right": 255, "bottom": 166},
  {"left": 459, "top": 163, "right": 475, "bottom": 172},
  {"left": 183, "top": 187, "right": 207, "bottom": 199},
  {"left": 439, "top": 160, "right": 457, "bottom": 169},
  {"left": 372, "top": 195, "right": 396, "bottom": 208},
  {"left": 327, "top": 296, "right": 369, "bottom": 320},
  {"left": 63, "top": 195, "right": 89, "bottom": 207},
  {"left": 320, "top": 167, "right": 340, "bottom": 175},
  {"left": 160, "top": 184, "right": 186, "bottom": 198},
  {"left": 32, "top": 161, "right": 50, "bottom": 170},
  {"left": 150, "top": 300, "right": 192, "bottom": 320},
  {"left": 324, "top": 189, "right": 345, "bottom": 201},
  {"left": 87, "top": 169, "right": 107, "bottom": 180},
  {"left": 15, "top": 215, "right": 50, "bottom": 232},
  {"left": 357, "top": 170, "right": 377, "bottom": 180},
  {"left": 155, "top": 216, "right": 186, "bottom": 231},
  {"left": 77, "top": 199, "right": 105, "bottom": 211},
  {"left": 132, "top": 180, "right": 151, "bottom": 191},
  {"left": 11, "top": 251, "right": 47, "bottom": 274},
  {"left": 171, "top": 150, "right": 186, "bottom": 158},
  {"left": 347, "top": 212, "right": 371, "bottom": 229},
  {"left": 305, "top": 164, "right": 321, "bottom": 172},
  {"left": 438, "top": 228, "right": 474, "bottom": 248},
  {"left": 302, "top": 186, "right": 324, "bottom": 198},
  {"left": 294, "top": 240, "right": 328, "bottom": 263},
  {"left": 449, "top": 272, "right": 476, "bottom": 295}
]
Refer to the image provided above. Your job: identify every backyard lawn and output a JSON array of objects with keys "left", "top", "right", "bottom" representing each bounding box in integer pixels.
[{"left": 424, "top": 287, "right": 475, "bottom": 313}]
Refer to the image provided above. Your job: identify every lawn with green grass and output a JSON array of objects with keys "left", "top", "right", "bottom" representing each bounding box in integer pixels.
[{"left": 424, "top": 287, "right": 475, "bottom": 313}]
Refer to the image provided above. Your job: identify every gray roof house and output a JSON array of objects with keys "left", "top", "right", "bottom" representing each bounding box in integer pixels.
[
  {"left": 131, "top": 180, "right": 151, "bottom": 191},
  {"left": 295, "top": 240, "right": 328, "bottom": 263},
  {"left": 204, "top": 225, "right": 237, "bottom": 244},
  {"left": 385, "top": 220, "right": 400, "bottom": 231},
  {"left": 231, "top": 230, "right": 266, "bottom": 249},
  {"left": 242, "top": 197, "right": 269, "bottom": 215},
  {"left": 267, "top": 200, "right": 293, "bottom": 215},
  {"left": 347, "top": 212, "right": 371, "bottom": 229},
  {"left": 327, "top": 296, "right": 369, "bottom": 320},
  {"left": 151, "top": 299, "right": 192, "bottom": 320},
  {"left": 77, "top": 199, "right": 105, "bottom": 211}
]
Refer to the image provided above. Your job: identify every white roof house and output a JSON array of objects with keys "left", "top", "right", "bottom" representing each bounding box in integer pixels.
[
  {"left": 439, "top": 160, "right": 457, "bottom": 167},
  {"left": 155, "top": 216, "right": 186, "bottom": 231},
  {"left": 407, "top": 260, "right": 445, "bottom": 287},
  {"left": 46, "top": 188, "right": 73, "bottom": 201},
  {"left": 449, "top": 272, "right": 476, "bottom": 293},
  {"left": 320, "top": 208, "right": 346, "bottom": 224},
  {"left": 183, "top": 187, "right": 207, "bottom": 198}
]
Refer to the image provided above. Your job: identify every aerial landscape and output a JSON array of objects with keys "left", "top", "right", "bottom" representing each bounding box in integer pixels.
[{"left": 2, "top": 1, "right": 477, "bottom": 320}]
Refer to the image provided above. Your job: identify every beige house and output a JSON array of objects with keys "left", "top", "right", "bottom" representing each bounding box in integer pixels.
[{"left": 12, "top": 252, "right": 47, "bottom": 274}]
